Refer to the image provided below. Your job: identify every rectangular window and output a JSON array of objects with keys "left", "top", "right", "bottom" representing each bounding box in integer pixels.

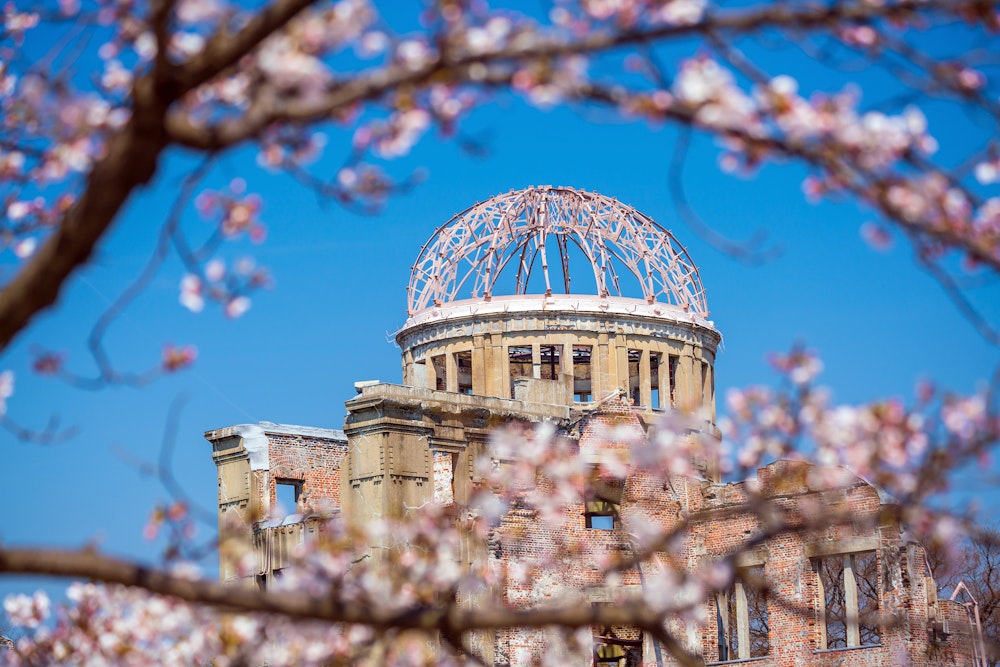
[
  {"left": 816, "top": 552, "right": 880, "bottom": 650},
  {"left": 650, "top": 352, "right": 661, "bottom": 409},
  {"left": 275, "top": 479, "right": 302, "bottom": 514},
  {"left": 593, "top": 602, "right": 642, "bottom": 666},
  {"left": 573, "top": 345, "right": 593, "bottom": 402},
  {"left": 539, "top": 344, "right": 562, "bottom": 381},
  {"left": 508, "top": 345, "right": 532, "bottom": 398},
  {"left": 432, "top": 354, "right": 447, "bottom": 391},
  {"left": 715, "top": 566, "right": 769, "bottom": 661},
  {"left": 585, "top": 480, "right": 621, "bottom": 530},
  {"left": 586, "top": 512, "right": 616, "bottom": 530},
  {"left": 627, "top": 348, "right": 641, "bottom": 406},
  {"left": 455, "top": 351, "right": 473, "bottom": 394}
]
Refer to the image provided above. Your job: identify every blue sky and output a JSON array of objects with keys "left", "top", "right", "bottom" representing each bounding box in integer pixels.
[{"left": 2, "top": 8, "right": 999, "bottom": 606}]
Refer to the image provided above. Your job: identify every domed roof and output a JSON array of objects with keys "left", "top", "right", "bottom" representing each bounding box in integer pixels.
[{"left": 407, "top": 186, "right": 708, "bottom": 317}]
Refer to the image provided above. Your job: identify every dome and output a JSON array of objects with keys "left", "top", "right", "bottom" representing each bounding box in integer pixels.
[{"left": 406, "top": 186, "right": 708, "bottom": 317}]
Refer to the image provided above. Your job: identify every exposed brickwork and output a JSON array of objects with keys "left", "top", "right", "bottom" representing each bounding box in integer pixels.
[
  {"left": 433, "top": 450, "right": 456, "bottom": 505},
  {"left": 263, "top": 432, "right": 348, "bottom": 515},
  {"left": 206, "top": 188, "right": 986, "bottom": 665},
  {"left": 487, "top": 407, "right": 979, "bottom": 667}
]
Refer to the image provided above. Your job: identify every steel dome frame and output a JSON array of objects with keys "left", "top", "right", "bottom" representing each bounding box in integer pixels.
[{"left": 407, "top": 186, "right": 708, "bottom": 317}]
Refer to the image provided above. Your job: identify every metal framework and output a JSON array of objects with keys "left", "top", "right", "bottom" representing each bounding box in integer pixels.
[{"left": 407, "top": 186, "right": 708, "bottom": 316}]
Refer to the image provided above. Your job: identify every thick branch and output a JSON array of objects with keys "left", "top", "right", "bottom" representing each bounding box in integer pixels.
[
  {"left": 0, "top": 89, "right": 170, "bottom": 351},
  {"left": 176, "top": 0, "right": 319, "bottom": 91},
  {"left": 167, "top": 0, "right": 1000, "bottom": 148},
  {"left": 0, "top": 546, "right": 672, "bottom": 635},
  {"left": 0, "top": 0, "right": 323, "bottom": 353}
]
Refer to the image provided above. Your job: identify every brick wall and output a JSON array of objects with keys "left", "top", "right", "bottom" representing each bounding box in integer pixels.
[
  {"left": 263, "top": 431, "right": 348, "bottom": 515},
  {"left": 489, "top": 404, "right": 976, "bottom": 666}
]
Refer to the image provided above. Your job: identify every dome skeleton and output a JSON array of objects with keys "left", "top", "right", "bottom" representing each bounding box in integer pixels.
[{"left": 407, "top": 186, "right": 709, "bottom": 316}]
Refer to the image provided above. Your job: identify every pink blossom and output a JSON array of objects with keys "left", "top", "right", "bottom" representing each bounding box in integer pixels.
[
  {"left": 176, "top": 0, "right": 225, "bottom": 24},
  {"left": 396, "top": 40, "right": 432, "bottom": 70},
  {"left": 0, "top": 369, "right": 13, "bottom": 416},
  {"left": 100, "top": 59, "right": 133, "bottom": 92},
  {"left": 179, "top": 274, "right": 205, "bottom": 312},
  {"left": 358, "top": 30, "right": 388, "bottom": 57},
  {"left": 839, "top": 24, "right": 879, "bottom": 47},
  {"left": 205, "top": 258, "right": 226, "bottom": 282},
  {"left": 12, "top": 236, "right": 36, "bottom": 258},
  {"left": 373, "top": 109, "right": 431, "bottom": 158},
  {"left": 224, "top": 296, "right": 251, "bottom": 318},
  {"left": 3, "top": 591, "right": 49, "bottom": 628},
  {"left": 656, "top": 0, "right": 706, "bottom": 26},
  {"left": 31, "top": 351, "right": 64, "bottom": 375},
  {"left": 860, "top": 222, "right": 893, "bottom": 251},
  {"left": 162, "top": 343, "right": 197, "bottom": 371},
  {"left": 975, "top": 158, "right": 1000, "bottom": 185}
]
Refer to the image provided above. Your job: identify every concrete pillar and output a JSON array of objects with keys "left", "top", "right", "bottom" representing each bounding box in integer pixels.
[
  {"left": 560, "top": 335, "right": 574, "bottom": 402},
  {"left": 472, "top": 334, "right": 487, "bottom": 395},
  {"left": 657, "top": 354, "right": 669, "bottom": 409},
  {"left": 531, "top": 343, "right": 541, "bottom": 379},
  {"left": 489, "top": 334, "right": 504, "bottom": 398},
  {"left": 845, "top": 554, "right": 860, "bottom": 646},
  {"left": 595, "top": 332, "right": 610, "bottom": 399},
  {"left": 614, "top": 335, "right": 629, "bottom": 395},
  {"left": 446, "top": 351, "right": 458, "bottom": 393},
  {"left": 402, "top": 349, "right": 414, "bottom": 386},
  {"left": 426, "top": 354, "right": 438, "bottom": 390},
  {"left": 639, "top": 348, "right": 651, "bottom": 408},
  {"left": 679, "top": 345, "right": 697, "bottom": 411},
  {"left": 704, "top": 360, "right": 716, "bottom": 421},
  {"left": 735, "top": 580, "right": 750, "bottom": 660}
]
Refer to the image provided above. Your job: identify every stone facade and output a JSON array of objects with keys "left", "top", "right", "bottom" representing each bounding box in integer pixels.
[
  {"left": 205, "top": 187, "right": 983, "bottom": 666},
  {"left": 206, "top": 392, "right": 981, "bottom": 666}
]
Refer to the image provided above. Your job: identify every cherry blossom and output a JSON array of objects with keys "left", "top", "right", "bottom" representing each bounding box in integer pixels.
[
  {"left": 2, "top": 592, "right": 48, "bottom": 629},
  {"left": 161, "top": 344, "right": 197, "bottom": 372},
  {"left": 0, "top": 370, "right": 13, "bottom": 416},
  {"left": 0, "top": 0, "right": 998, "bottom": 664}
]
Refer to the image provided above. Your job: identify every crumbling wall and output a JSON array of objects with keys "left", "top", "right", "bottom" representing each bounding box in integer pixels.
[{"left": 264, "top": 431, "right": 347, "bottom": 514}]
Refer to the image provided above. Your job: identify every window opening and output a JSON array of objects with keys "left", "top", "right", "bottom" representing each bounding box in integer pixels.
[
  {"left": 627, "top": 348, "right": 641, "bottom": 405},
  {"left": 275, "top": 479, "right": 302, "bottom": 514},
  {"left": 455, "top": 351, "right": 473, "bottom": 394},
  {"left": 432, "top": 355, "right": 447, "bottom": 391},
  {"left": 715, "top": 566, "right": 769, "bottom": 661},
  {"left": 650, "top": 352, "right": 661, "bottom": 409},
  {"left": 585, "top": 480, "right": 621, "bottom": 530},
  {"left": 587, "top": 513, "right": 616, "bottom": 530},
  {"left": 573, "top": 345, "right": 593, "bottom": 402},
  {"left": 540, "top": 344, "right": 562, "bottom": 381},
  {"left": 433, "top": 451, "right": 457, "bottom": 505},
  {"left": 508, "top": 345, "right": 532, "bottom": 398},
  {"left": 593, "top": 602, "right": 642, "bottom": 666},
  {"left": 815, "top": 552, "right": 880, "bottom": 649}
]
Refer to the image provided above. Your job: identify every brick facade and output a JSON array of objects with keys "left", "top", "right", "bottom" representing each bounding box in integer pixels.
[{"left": 205, "top": 187, "right": 983, "bottom": 665}]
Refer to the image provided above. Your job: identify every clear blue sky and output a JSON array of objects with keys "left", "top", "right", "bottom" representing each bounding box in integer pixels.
[{"left": 2, "top": 9, "right": 998, "bottom": 605}]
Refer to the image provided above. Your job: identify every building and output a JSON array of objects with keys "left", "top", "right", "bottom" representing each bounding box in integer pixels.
[{"left": 206, "top": 186, "right": 983, "bottom": 666}]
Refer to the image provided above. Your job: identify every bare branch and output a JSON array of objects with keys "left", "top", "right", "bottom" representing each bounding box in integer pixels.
[{"left": 0, "top": 546, "right": 675, "bottom": 636}]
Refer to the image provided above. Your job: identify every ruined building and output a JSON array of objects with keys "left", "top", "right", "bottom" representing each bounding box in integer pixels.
[{"left": 206, "top": 186, "right": 984, "bottom": 666}]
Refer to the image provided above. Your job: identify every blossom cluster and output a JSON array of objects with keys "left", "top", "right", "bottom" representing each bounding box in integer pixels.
[
  {"left": 719, "top": 349, "right": 999, "bottom": 499},
  {"left": 4, "top": 358, "right": 996, "bottom": 664}
]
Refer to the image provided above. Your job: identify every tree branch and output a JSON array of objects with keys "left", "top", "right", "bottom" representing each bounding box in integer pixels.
[{"left": 0, "top": 546, "right": 677, "bottom": 637}]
